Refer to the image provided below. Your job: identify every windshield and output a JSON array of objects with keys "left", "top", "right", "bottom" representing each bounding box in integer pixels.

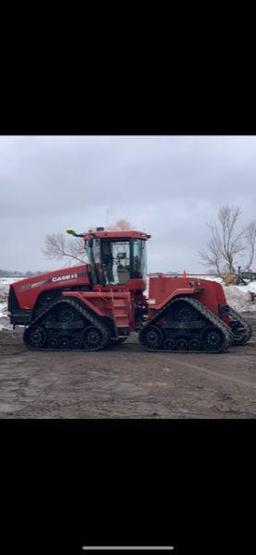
[
  {"left": 87, "top": 238, "right": 147, "bottom": 285},
  {"left": 103, "top": 240, "right": 130, "bottom": 285}
]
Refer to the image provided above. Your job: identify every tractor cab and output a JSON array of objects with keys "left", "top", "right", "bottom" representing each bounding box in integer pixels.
[
  {"left": 84, "top": 228, "right": 150, "bottom": 287},
  {"left": 66, "top": 227, "right": 150, "bottom": 288}
]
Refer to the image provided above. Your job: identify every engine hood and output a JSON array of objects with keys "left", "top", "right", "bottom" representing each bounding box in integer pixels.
[{"left": 12, "top": 264, "right": 88, "bottom": 289}]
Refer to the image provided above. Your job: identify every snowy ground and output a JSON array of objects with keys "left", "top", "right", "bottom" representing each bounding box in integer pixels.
[
  {"left": 1, "top": 275, "right": 256, "bottom": 331},
  {"left": 0, "top": 278, "right": 23, "bottom": 330}
]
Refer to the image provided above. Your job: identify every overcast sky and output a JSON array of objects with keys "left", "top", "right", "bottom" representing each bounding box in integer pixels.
[{"left": 1, "top": 136, "right": 256, "bottom": 273}]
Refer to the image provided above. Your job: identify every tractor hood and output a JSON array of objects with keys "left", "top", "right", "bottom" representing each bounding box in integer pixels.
[
  {"left": 10, "top": 264, "right": 90, "bottom": 314},
  {"left": 12, "top": 264, "right": 89, "bottom": 292}
]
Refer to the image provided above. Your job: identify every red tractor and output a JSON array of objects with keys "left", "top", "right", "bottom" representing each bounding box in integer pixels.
[{"left": 8, "top": 227, "right": 252, "bottom": 353}]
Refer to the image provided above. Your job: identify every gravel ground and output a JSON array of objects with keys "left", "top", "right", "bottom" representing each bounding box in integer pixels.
[{"left": 0, "top": 313, "right": 256, "bottom": 418}]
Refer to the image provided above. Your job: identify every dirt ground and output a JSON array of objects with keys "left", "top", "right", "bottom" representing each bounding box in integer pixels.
[{"left": 0, "top": 313, "right": 256, "bottom": 418}]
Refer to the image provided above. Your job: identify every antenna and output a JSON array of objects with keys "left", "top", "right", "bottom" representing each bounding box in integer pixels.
[{"left": 105, "top": 207, "right": 110, "bottom": 229}]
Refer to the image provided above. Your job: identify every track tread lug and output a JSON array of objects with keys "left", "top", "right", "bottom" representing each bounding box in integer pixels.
[{"left": 139, "top": 296, "right": 232, "bottom": 353}]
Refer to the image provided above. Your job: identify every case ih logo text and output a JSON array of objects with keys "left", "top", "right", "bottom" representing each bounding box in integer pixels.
[{"left": 52, "top": 273, "right": 78, "bottom": 283}]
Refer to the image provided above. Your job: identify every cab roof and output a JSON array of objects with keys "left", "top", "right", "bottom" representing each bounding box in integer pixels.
[{"left": 82, "top": 229, "right": 151, "bottom": 240}]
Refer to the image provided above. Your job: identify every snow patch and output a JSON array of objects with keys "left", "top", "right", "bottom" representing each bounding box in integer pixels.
[
  {"left": 224, "top": 284, "right": 256, "bottom": 312},
  {"left": 0, "top": 278, "right": 24, "bottom": 330}
]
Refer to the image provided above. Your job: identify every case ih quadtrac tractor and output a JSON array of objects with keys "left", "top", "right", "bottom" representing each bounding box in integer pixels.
[{"left": 8, "top": 227, "right": 252, "bottom": 353}]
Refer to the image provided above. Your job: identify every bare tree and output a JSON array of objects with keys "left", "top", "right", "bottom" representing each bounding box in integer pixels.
[
  {"left": 108, "top": 219, "right": 132, "bottom": 230},
  {"left": 42, "top": 220, "right": 133, "bottom": 265},
  {"left": 244, "top": 222, "right": 256, "bottom": 270},
  {"left": 42, "top": 233, "right": 86, "bottom": 265},
  {"left": 199, "top": 206, "right": 247, "bottom": 276},
  {"left": 199, "top": 226, "right": 223, "bottom": 276}
]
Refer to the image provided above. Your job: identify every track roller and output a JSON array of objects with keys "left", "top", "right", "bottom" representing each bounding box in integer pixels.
[
  {"left": 175, "top": 337, "right": 188, "bottom": 350},
  {"left": 70, "top": 337, "right": 82, "bottom": 349},
  {"left": 46, "top": 337, "right": 58, "bottom": 349},
  {"left": 188, "top": 338, "right": 201, "bottom": 351},
  {"left": 58, "top": 336, "right": 71, "bottom": 349},
  {"left": 163, "top": 338, "right": 176, "bottom": 350}
]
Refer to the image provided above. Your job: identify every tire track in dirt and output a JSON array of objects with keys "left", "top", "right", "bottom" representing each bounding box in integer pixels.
[{"left": 150, "top": 353, "right": 256, "bottom": 390}]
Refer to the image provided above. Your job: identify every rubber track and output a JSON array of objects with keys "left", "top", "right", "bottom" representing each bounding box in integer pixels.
[
  {"left": 226, "top": 305, "right": 252, "bottom": 346},
  {"left": 139, "top": 296, "right": 232, "bottom": 353},
  {"left": 23, "top": 297, "right": 110, "bottom": 350}
]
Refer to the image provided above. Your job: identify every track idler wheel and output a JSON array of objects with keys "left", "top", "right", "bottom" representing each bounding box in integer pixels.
[
  {"left": 24, "top": 325, "right": 47, "bottom": 349},
  {"left": 139, "top": 325, "right": 163, "bottom": 350},
  {"left": 82, "top": 326, "right": 109, "bottom": 351},
  {"left": 201, "top": 326, "right": 225, "bottom": 353}
]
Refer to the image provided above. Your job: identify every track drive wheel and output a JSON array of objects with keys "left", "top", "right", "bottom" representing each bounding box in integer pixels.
[
  {"left": 54, "top": 304, "right": 76, "bottom": 323},
  {"left": 173, "top": 301, "right": 200, "bottom": 322}
]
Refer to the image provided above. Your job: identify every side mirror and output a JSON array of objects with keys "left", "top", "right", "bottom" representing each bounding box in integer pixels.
[
  {"left": 65, "top": 228, "right": 84, "bottom": 238},
  {"left": 66, "top": 228, "right": 77, "bottom": 237}
]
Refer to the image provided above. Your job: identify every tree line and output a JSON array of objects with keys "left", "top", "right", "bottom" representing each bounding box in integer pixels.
[
  {"left": 41, "top": 210, "right": 256, "bottom": 277},
  {"left": 0, "top": 269, "right": 37, "bottom": 277}
]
